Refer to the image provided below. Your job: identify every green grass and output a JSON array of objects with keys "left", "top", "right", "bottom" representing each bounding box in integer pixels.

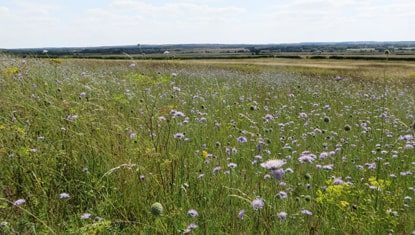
[{"left": 1, "top": 56, "right": 415, "bottom": 234}]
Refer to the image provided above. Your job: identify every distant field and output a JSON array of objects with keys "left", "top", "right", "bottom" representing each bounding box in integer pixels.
[
  {"left": 31, "top": 52, "right": 415, "bottom": 61},
  {"left": 1, "top": 56, "right": 414, "bottom": 234}
]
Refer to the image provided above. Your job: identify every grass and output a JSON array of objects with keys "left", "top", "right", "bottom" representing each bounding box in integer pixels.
[{"left": 1, "top": 55, "right": 415, "bottom": 234}]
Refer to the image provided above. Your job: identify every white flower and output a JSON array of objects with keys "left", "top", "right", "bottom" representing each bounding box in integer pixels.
[
  {"left": 59, "top": 193, "right": 70, "bottom": 200},
  {"left": 81, "top": 213, "right": 92, "bottom": 219}
]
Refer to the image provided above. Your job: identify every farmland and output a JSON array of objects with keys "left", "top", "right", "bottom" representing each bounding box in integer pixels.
[{"left": 1, "top": 56, "right": 415, "bottom": 234}]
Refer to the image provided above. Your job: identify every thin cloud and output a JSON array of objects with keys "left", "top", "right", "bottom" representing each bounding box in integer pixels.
[{"left": 0, "top": 0, "right": 414, "bottom": 48}]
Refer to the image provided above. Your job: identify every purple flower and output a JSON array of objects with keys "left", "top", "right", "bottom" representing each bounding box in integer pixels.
[
  {"left": 317, "top": 164, "right": 333, "bottom": 170},
  {"left": 251, "top": 198, "right": 264, "bottom": 210},
  {"left": 171, "top": 110, "right": 185, "bottom": 118},
  {"left": 13, "top": 199, "right": 26, "bottom": 206},
  {"left": 365, "top": 162, "right": 376, "bottom": 170},
  {"left": 237, "top": 136, "right": 248, "bottom": 143},
  {"left": 277, "top": 191, "right": 288, "bottom": 199},
  {"left": 184, "top": 223, "right": 198, "bottom": 234},
  {"left": 399, "top": 134, "right": 413, "bottom": 141},
  {"left": 174, "top": 133, "right": 185, "bottom": 139},
  {"left": 187, "top": 209, "right": 199, "bottom": 217},
  {"left": 277, "top": 211, "right": 287, "bottom": 220},
  {"left": 264, "top": 114, "right": 274, "bottom": 122},
  {"left": 298, "top": 151, "right": 316, "bottom": 163},
  {"left": 260, "top": 159, "right": 286, "bottom": 170},
  {"left": 333, "top": 177, "right": 345, "bottom": 185},
  {"left": 270, "top": 169, "right": 285, "bottom": 180},
  {"left": 238, "top": 210, "right": 245, "bottom": 220},
  {"left": 319, "top": 152, "right": 329, "bottom": 159}
]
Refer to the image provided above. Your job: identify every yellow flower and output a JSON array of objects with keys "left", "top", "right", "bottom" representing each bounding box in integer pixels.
[
  {"left": 316, "top": 183, "right": 350, "bottom": 204},
  {"left": 2, "top": 66, "right": 19, "bottom": 78},
  {"left": 368, "top": 176, "right": 390, "bottom": 190},
  {"left": 340, "top": 201, "right": 349, "bottom": 208},
  {"left": 201, "top": 150, "right": 209, "bottom": 158},
  {"left": 15, "top": 126, "right": 26, "bottom": 137}
]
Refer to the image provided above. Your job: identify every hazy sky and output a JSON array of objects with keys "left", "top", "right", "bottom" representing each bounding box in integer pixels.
[{"left": 0, "top": 0, "right": 414, "bottom": 48}]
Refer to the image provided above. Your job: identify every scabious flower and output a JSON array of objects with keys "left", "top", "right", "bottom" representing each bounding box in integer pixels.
[
  {"left": 298, "top": 151, "right": 316, "bottom": 163},
  {"left": 264, "top": 114, "right": 274, "bottom": 122},
  {"left": 174, "top": 133, "right": 185, "bottom": 139},
  {"left": 212, "top": 166, "right": 221, "bottom": 174},
  {"left": 270, "top": 169, "right": 285, "bottom": 180},
  {"left": 237, "top": 136, "right": 248, "bottom": 143},
  {"left": 251, "top": 198, "right": 264, "bottom": 210},
  {"left": 228, "top": 162, "right": 237, "bottom": 169},
  {"left": 301, "top": 209, "right": 313, "bottom": 216},
  {"left": 81, "top": 213, "right": 92, "bottom": 220},
  {"left": 319, "top": 152, "right": 329, "bottom": 159},
  {"left": 171, "top": 110, "right": 185, "bottom": 118},
  {"left": 254, "top": 155, "right": 262, "bottom": 161},
  {"left": 13, "top": 199, "right": 26, "bottom": 206},
  {"left": 187, "top": 209, "right": 199, "bottom": 217},
  {"left": 277, "top": 191, "right": 288, "bottom": 199},
  {"left": 298, "top": 112, "right": 308, "bottom": 119},
  {"left": 238, "top": 210, "right": 245, "bottom": 220},
  {"left": 158, "top": 116, "right": 166, "bottom": 122},
  {"left": 277, "top": 211, "right": 287, "bottom": 220},
  {"left": 333, "top": 177, "right": 345, "bottom": 185},
  {"left": 316, "top": 164, "right": 334, "bottom": 170},
  {"left": 365, "top": 162, "right": 376, "bottom": 170},
  {"left": 183, "top": 223, "right": 198, "bottom": 234},
  {"left": 260, "top": 159, "right": 286, "bottom": 170},
  {"left": 59, "top": 193, "right": 70, "bottom": 200},
  {"left": 399, "top": 134, "right": 413, "bottom": 141}
]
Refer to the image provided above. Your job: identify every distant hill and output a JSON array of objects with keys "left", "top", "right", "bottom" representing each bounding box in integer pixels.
[{"left": 2, "top": 41, "right": 415, "bottom": 60}]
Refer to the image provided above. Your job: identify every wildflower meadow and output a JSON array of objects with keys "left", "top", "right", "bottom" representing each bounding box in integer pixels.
[{"left": 0, "top": 56, "right": 414, "bottom": 234}]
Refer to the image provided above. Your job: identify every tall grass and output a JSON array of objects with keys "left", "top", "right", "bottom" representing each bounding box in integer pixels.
[{"left": 0, "top": 56, "right": 414, "bottom": 234}]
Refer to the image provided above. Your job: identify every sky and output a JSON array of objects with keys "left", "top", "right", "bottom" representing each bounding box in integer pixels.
[{"left": 0, "top": 0, "right": 414, "bottom": 48}]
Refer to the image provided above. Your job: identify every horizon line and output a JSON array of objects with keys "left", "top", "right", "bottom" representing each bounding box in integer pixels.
[{"left": 3, "top": 40, "right": 415, "bottom": 50}]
